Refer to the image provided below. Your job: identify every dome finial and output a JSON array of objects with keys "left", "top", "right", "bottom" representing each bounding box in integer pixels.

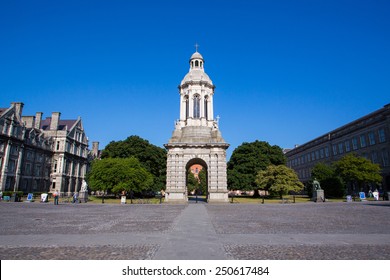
[{"left": 195, "top": 42, "right": 199, "bottom": 52}]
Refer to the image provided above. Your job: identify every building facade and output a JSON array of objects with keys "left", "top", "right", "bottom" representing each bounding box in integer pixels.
[
  {"left": 165, "top": 50, "right": 229, "bottom": 203},
  {"left": 0, "top": 102, "right": 91, "bottom": 195},
  {"left": 286, "top": 104, "right": 390, "bottom": 193}
]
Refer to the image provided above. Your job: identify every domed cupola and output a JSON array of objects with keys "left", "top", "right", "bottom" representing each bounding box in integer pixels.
[
  {"left": 189, "top": 51, "right": 204, "bottom": 70},
  {"left": 181, "top": 50, "right": 213, "bottom": 87},
  {"left": 176, "top": 47, "right": 217, "bottom": 129}
]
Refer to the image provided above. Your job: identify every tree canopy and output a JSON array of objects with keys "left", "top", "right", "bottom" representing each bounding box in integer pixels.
[
  {"left": 101, "top": 135, "right": 167, "bottom": 190},
  {"left": 255, "top": 165, "right": 304, "bottom": 198},
  {"left": 311, "top": 163, "right": 345, "bottom": 198},
  {"left": 86, "top": 157, "right": 153, "bottom": 198},
  {"left": 333, "top": 154, "right": 382, "bottom": 192},
  {"left": 227, "top": 140, "right": 286, "bottom": 190},
  {"left": 187, "top": 169, "right": 207, "bottom": 195}
]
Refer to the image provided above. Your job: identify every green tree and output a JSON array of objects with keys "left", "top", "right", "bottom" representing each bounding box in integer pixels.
[
  {"left": 334, "top": 154, "right": 382, "bottom": 194},
  {"left": 311, "top": 163, "right": 345, "bottom": 198},
  {"left": 86, "top": 157, "right": 153, "bottom": 203},
  {"left": 187, "top": 170, "right": 199, "bottom": 194},
  {"left": 198, "top": 169, "right": 207, "bottom": 195},
  {"left": 186, "top": 169, "right": 207, "bottom": 195},
  {"left": 227, "top": 141, "right": 286, "bottom": 193},
  {"left": 255, "top": 165, "right": 304, "bottom": 199},
  {"left": 101, "top": 135, "right": 167, "bottom": 191}
]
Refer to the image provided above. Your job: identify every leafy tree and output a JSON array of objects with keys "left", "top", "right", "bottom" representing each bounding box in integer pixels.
[
  {"left": 311, "top": 163, "right": 345, "bottom": 198},
  {"left": 255, "top": 165, "right": 304, "bottom": 199},
  {"left": 334, "top": 154, "right": 382, "bottom": 194},
  {"left": 86, "top": 157, "right": 153, "bottom": 203},
  {"left": 186, "top": 169, "right": 207, "bottom": 195},
  {"left": 227, "top": 140, "right": 286, "bottom": 193},
  {"left": 101, "top": 135, "right": 167, "bottom": 191},
  {"left": 198, "top": 169, "right": 207, "bottom": 195},
  {"left": 187, "top": 170, "right": 199, "bottom": 194}
]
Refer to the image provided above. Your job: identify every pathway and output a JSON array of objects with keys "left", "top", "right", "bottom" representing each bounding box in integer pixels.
[{"left": 153, "top": 204, "right": 227, "bottom": 259}]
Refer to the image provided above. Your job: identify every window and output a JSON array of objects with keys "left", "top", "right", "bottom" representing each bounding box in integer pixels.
[
  {"left": 352, "top": 137, "right": 358, "bottom": 150},
  {"left": 360, "top": 135, "right": 366, "bottom": 148},
  {"left": 11, "top": 146, "right": 18, "bottom": 155},
  {"left": 371, "top": 152, "right": 378, "bottom": 164},
  {"left": 35, "top": 165, "right": 41, "bottom": 177},
  {"left": 193, "top": 95, "right": 200, "bottom": 119},
  {"left": 56, "top": 141, "right": 60, "bottom": 150},
  {"left": 325, "top": 146, "right": 330, "bottom": 157},
  {"left": 345, "top": 141, "right": 351, "bottom": 152},
  {"left": 315, "top": 150, "right": 319, "bottom": 160},
  {"left": 381, "top": 150, "right": 389, "bottom": 166},
  {"left": 54, "top": 160, "right": 58, "bottom": 173},
  {"left": 338, "top": 143, "right": 344, "bottom": 154},
  {"left": 195, "top": 60, "right": 199, "bottom": 67},
  {"left": 332, "top": 145, "right": 338, "bottom": 156},
  {"left": 378, "top": 128, "right": 386, "bottom": 143},
  {"left": 8, "top": 160, "right": 16, "bottom": 172},
  {"left": 368, "top": 132, "right": 376, "bottom": 145},
  {"left": 25, "top": 163, "right": 31, "bottom": 175}
]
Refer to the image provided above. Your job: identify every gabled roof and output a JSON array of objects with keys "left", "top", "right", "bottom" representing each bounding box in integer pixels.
[{"left": 40, "top": 117, "right": 77, "bottom": 131}]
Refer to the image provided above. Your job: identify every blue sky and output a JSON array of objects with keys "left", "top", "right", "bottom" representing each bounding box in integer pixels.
[{"left": 1, "top": 0, "right": 389, "bottom": 159}]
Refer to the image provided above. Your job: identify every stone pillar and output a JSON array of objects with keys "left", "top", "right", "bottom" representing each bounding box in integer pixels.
[
  {"left": 50, "top": 112, "right": 61, "bottom": 130},
  {"left": 313, "top": 189, "right": 325, "bottom": 202},
  {"left": 13, "top": 144, "right": 24, "bottom": 192},
  {"left": 35, "top": 112, "right": 43, "bottom": 129},
  {"left": 0, "top": 140, "right": 12, "bottom": 191}
]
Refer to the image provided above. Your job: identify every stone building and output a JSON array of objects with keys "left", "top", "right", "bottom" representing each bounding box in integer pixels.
[
  {"left": 165, "top": 50, "right": 229, "bottom": 203},
  {"left": 286, "top": 104, "right": 390, "bottom": 194},
  {"left": 0, "top": 102, "right": 91, "bottom": 195}
]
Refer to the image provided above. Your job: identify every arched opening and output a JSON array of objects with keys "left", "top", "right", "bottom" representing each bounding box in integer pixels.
[
  {"left": 193, "top": 95, "right": 200, "bottom": 119},
  {"left": 186, "top": 158, "right": 208, "bottom": 203}
]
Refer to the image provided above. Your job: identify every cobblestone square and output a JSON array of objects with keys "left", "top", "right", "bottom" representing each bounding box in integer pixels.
[{"left": 0, "top": 201, "right": 389, "bottom": 260}]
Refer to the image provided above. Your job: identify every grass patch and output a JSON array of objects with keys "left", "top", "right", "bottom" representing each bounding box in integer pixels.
[{"left": 87, "top": 196, "right": 164, "bottom": 204}]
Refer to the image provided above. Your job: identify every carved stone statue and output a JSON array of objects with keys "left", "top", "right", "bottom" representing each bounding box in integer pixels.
[
  {"left": 312, "top": 178, "right": 321, "bottom": 191},
  {"left": 312, "top": 178, "right": 324, "bottom": 202},
  {"left": 81, "top": 180, "right": 88, "bottom": 192}
]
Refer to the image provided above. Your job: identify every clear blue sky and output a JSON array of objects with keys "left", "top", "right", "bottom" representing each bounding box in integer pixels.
[{"left": 1, "top": 0, "right": 389, "bottom": 159}]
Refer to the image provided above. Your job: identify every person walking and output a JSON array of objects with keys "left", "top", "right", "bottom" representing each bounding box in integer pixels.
[
  {"left": 53, "top": 191, "right": 59, "bottom": 205},
  {"left": 73, "top": 192, "right": 78, "bottom": 203}
]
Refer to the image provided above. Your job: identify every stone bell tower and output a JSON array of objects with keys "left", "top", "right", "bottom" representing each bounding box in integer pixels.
[{"left": 164, "top": 48, "right": 229, "bottom": 203}]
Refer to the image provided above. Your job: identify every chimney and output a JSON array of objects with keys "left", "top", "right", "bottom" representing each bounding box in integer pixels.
[
  {"left": 21, "top": 116, "right": 35, "bottom": 128},
  {"left": 11, "top": 102, "right": 24, "bottom": 119},
  {"left": 35, "top": 112, "right": 43, "bottom": 129},
  {"left": 92, "top": 142, "right": 99, "bottom": 158},
  {"left": 50, "top": 112, "right": 61, "bottom": 130}
]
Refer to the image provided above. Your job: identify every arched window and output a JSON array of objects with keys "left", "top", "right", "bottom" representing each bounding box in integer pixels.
[
  {"left": 193, "top": 95, "right": 200, "bottom": 119},
  {"left": 204, "top": 96, "right": 208, "bottom": 120},
  {"left": 195, "top": 60, "right": 199, "bottom": 67}
]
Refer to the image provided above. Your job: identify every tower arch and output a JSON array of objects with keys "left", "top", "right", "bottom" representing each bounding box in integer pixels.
[{"left": 165, "top": 48, "right": 229, "bottom": 203}]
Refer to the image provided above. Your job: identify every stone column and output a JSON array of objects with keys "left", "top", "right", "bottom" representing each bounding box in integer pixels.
[
  {"left": 0, "top": 140, "right": 12, "bottom": 191},
  {"left": 13, "top": 144, "right": 24, "bottom": 192}
]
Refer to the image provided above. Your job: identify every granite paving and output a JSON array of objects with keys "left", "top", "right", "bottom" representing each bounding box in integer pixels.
[{"left": 0, "top": 200, "right": 389, "bottom": 260}]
